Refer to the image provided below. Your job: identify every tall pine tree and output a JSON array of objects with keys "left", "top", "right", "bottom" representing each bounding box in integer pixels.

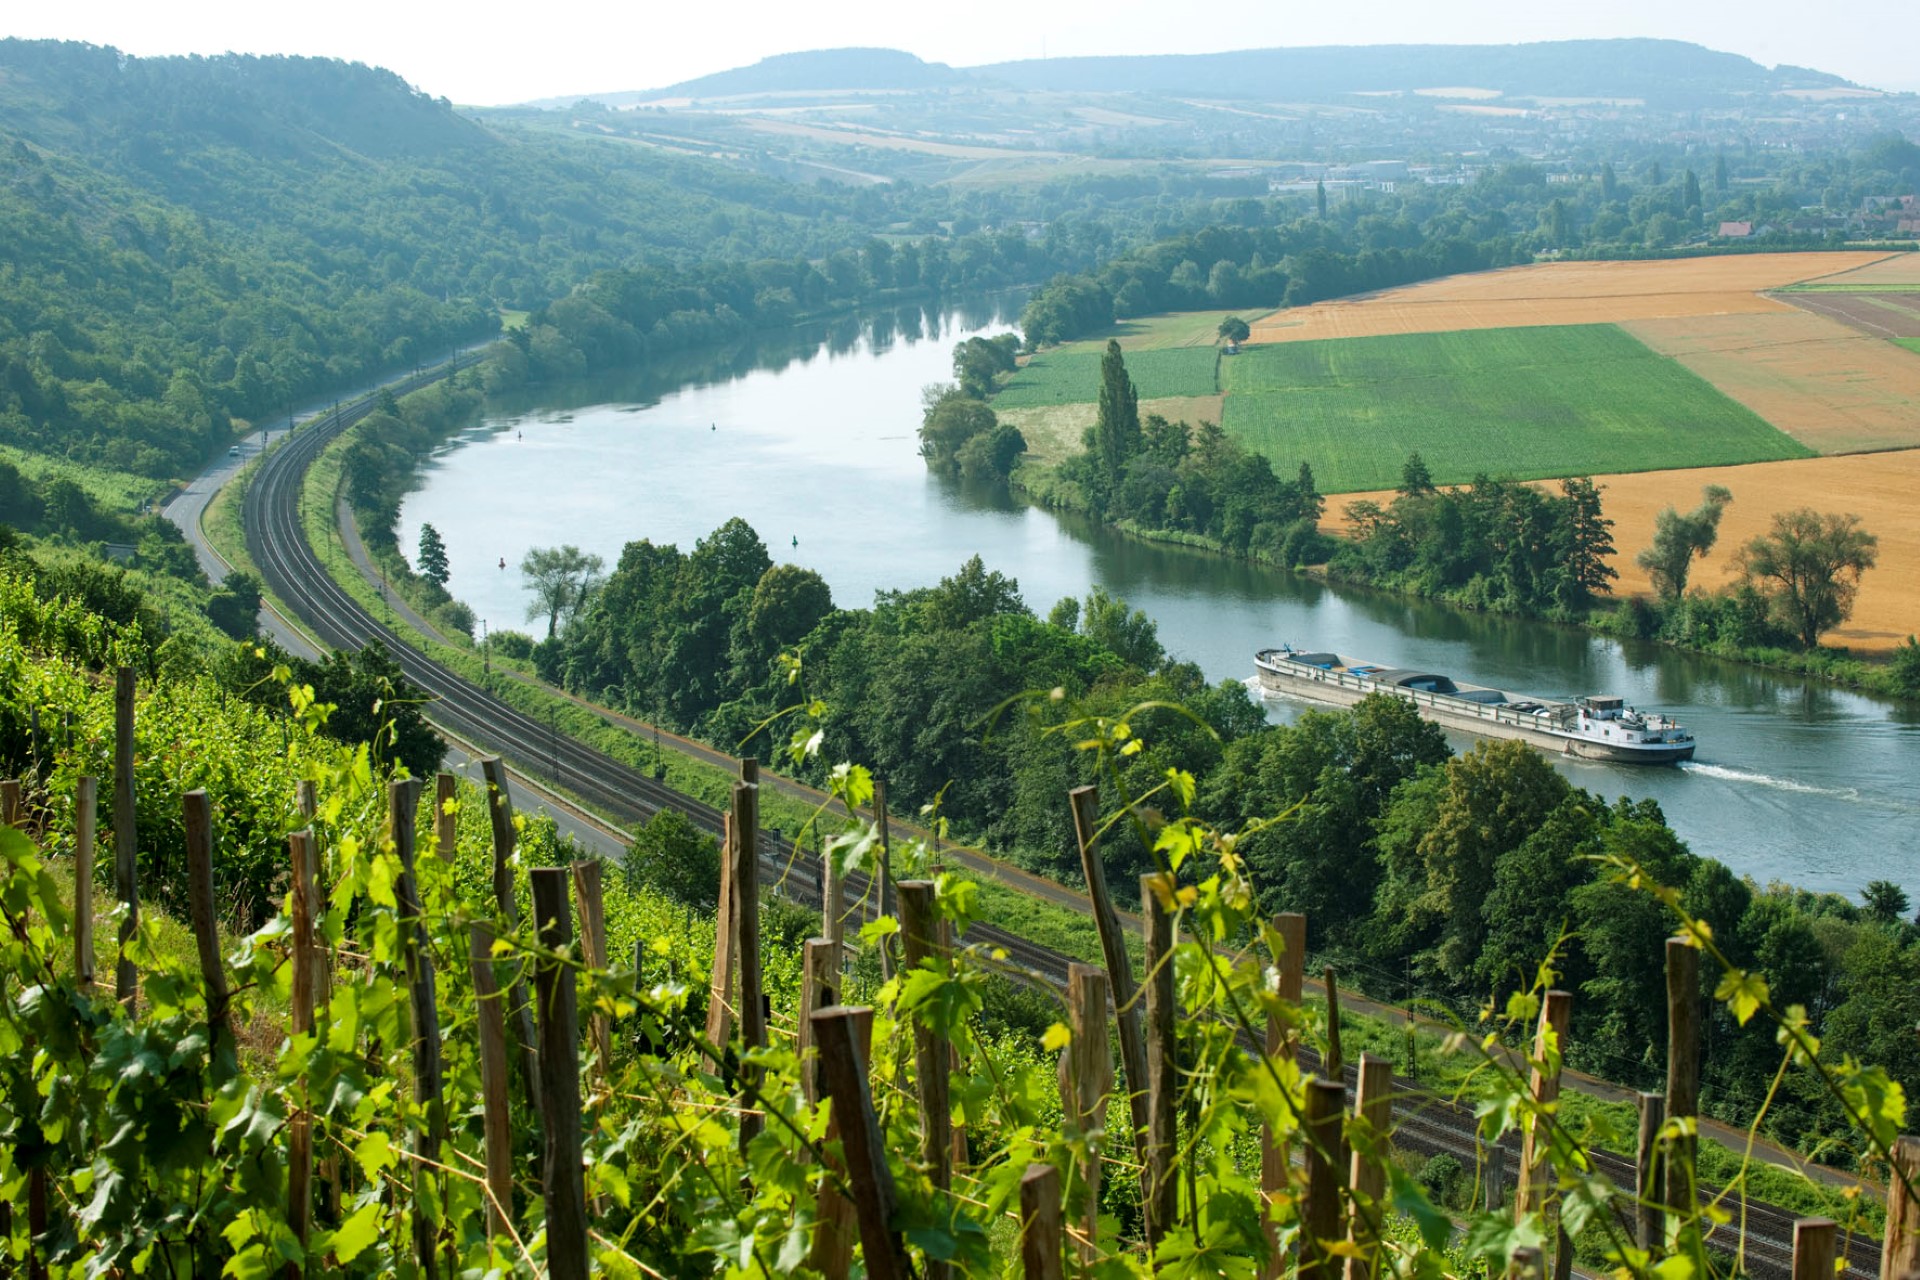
[{"left": 417, "top": 522, "right": 451, "bottom": 588}]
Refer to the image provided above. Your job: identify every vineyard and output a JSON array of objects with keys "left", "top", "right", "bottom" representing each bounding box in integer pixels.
[{"left": 2, "top": 566, "right": 1918, "bottom": 1279}]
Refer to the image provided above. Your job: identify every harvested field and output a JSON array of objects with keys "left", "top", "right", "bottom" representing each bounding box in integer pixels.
[
  {"left": 1218, "top": 325, "right": 1809, "bottom": 494},
  {"left": 1246, "top": 253, "right": 1894, "bottom": 345},
  {"left": 1328, "top": 451, "right": 1920, "bottom": 653},
  {"left": 1782, "top": 291, "right": 1920, "bottom": 341},
  {"left": 1622, "top": 311, "right": 1920, "bottom": 454},
  {"left": 995, "top": 345, "right": 1220, "bottom": 409},
  {"left": 1799, "top": 253, "right": 1920, "bottom": 287},
  {"left": 998, "top": 396, "right": 1225, "bottom": 464}
]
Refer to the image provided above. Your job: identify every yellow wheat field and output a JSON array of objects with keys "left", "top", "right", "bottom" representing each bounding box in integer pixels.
[
  {"left": 1331, "top": 451, "right": 1920, "bottom": 652},
  {"left": 1621, "top": 312, "right": 1920, "bottom": 454},
  {"left": 1247, "top": 253, "right": 1897, "bottom": 345}
]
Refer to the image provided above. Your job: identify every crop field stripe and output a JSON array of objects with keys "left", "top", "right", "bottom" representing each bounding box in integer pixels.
[{"left": 1218, "top": 324, "right": 1813, "bottom": 494}]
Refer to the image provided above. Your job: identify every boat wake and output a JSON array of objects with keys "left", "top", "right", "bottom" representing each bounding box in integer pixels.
[{"left": 1680, "top": 761, "right": 1862, "bottom": 802}]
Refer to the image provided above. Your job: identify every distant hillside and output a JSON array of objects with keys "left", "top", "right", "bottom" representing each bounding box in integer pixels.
[
  {"left": 0, "top": 39, "right": 890, "bottom": 476},
  {"left": 973, "top": 39, "right": 1854, "bottom": 103},
  {"left": 640, "top": 47, "right": 965, "bottom": 101}
]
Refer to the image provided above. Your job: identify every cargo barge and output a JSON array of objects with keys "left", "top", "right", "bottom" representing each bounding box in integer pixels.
[{"left": 1254, "top": 646, "right": 1696, "bottom": 765}]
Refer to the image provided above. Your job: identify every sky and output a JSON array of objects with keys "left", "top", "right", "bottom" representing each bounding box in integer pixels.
[{"left": 8, "top": 0, "right": 1919, "bottom": 104}]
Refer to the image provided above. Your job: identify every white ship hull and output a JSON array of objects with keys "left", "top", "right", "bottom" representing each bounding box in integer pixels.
[{"left": 1254, "top": 648, "right": 1696, "bottom": 765}]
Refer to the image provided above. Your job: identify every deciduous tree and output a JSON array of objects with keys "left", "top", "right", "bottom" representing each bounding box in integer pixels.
[
  {"left": 1637, "top": 484, "right": 1731, "bottom": 599},
  {"left": 1736, "top": 508, "right": 1878, "bottom": 649},
  {"left": 520, "top": 543, "right": 605, "bottom": 638}
]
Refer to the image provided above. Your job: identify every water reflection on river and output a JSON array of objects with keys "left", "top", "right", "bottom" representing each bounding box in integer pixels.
[{"left": 401, "top": 301, "right": 1920, "bottom": 899}]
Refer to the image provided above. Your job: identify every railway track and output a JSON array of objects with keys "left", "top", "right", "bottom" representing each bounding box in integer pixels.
[{"left": 243, "top": 376, "right": 1877, "bottom": 1280}]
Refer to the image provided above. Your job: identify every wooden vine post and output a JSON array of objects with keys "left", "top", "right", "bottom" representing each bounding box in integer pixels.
[
  {"left": 1884, "top": 1136, "right": 1920, "bottom": 1280},
  {"left": 529, "top": 868, "right": 589, "bottom": 1280},
  {"left": 113, "top": 666, "right": 138, "bottom": 1006},
  {"left": 286, "top": 829, "right": 318, "bottom": 1277},
  {"left": 1637, "top": 1093, "right": 1666, "bottom": 1252},
  {"left": 467, "top": 923, "right": 516, "bottom": 1243},
  {"left": 570, "top": 859, "right": 613, "bottom": 1083},
  {"left": 481, "top": 758, "right": 542, "bottom": 1117},
  {"left": 181, "top": 791, "right": 232, "bottom": 1061},
  {"left": 1140, "top": 873, "right": 1178, "bottom": 1249},
  {"left": 899, "top": 879, "right": 952, "bottom": 1280},
  {"left": 1793, "top": 1218, "right": 1837, "bottom": 1280},
  {"left": 1323, "top": 965, "right": 1345, "bottom": 1079},
  {"left": 1067, "top": 785, "right": 1150, "bottom": 1163},
  {"left": 390, "top": 779, "right": 444, "bottom": 1279},
  {"left": 0, "top": 779, "right": 20, "bottom": 827},
  {"left": 873, "top": 778, "right": 894, "bottom": 981},
  {"left": 1019, "top": 1163, "right": 1066, "bottom": 1280},
  {"left": 1346, "top": 1054, "right": 1394, "bottom": 1280},
  {"left": 811, "top": 1006, "right": 910, "bottom": 1280},
  {"left": 1665, "top": 938, "right": 1700, "bottom": 1244},
  {"left": 1300, "top": 1078, "right": 1347, "bottom": 1280},
  {"left": 434, "top": 771, "right": 457, "bottom": 860},
  {"left": 73, "top": 776, "right": 97, "bottom": 989},
  {"left": 1261, "top": 911, "right": 1307, "bottom": 1280},
  {"left": 1515, "top": 990, "right": 1573, "bottom": 1219},
  {"left": 797, "top": 938, "right": 839, "bottom": 1104},
  {"left": 1061, "top": 962, "right": 1114, "bottom": 1263},
  {"left": 731, "top": 778, "right": 766, "bottom": 1152},
  {"left": 804, "top": 1006, "right": 871, "bottom": 1278},
  {"left": 704, "top": 812, "right": 737, "bottom": 1064}
]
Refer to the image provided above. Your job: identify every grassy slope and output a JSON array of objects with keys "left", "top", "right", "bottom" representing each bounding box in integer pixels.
[
  {"left": 996, "top": 346, "right": 1221, "bottom": 408},
  {"left": 1222, "top": 324, "right": 1814, "bottom": 494}
]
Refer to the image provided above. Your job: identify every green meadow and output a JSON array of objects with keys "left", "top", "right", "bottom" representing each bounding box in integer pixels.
[
  {"left": 994, "top": 345, "right": 1220, "bottom": 409},
  {"left": 1220, "top": 324, "right": 1813, "bottom": 494}
]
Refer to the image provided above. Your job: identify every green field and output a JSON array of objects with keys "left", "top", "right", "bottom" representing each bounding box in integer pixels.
[
  {"left": 1221, "top": 324, "right": 1815, "bottom": 494},
  {"left": 1898, "top": 338, "right": 1920, "bottom": 355},
  {"left": 995, "top": 346, "right": 1220, "bottom": 409}
]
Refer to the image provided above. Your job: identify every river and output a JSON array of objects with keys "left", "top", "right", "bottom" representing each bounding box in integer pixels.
[{"left": 399, "top": 300, "right": 1920, "bottom": 900}]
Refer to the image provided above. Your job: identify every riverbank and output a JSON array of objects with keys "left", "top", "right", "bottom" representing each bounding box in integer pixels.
[{"left": 1009, "top": 429, "right": 1920, "bottom": 705}]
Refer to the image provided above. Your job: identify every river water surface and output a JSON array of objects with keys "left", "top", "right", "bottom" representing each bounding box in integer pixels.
[{"left": 400, "top": 302, "right": 1920, "bottom": 899}]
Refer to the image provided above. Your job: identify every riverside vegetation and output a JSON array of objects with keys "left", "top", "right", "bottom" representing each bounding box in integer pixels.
[
  {"left": 926, "top": 333, "right": 1920, "bottom": 701},
  {"left": 1, "top": 550, "right": 1915, "bottom": 1276}
]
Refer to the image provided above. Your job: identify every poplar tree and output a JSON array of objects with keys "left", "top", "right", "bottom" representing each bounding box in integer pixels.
[{"left": 1092, "top": 339, "right": 1140, "bottom": 489}]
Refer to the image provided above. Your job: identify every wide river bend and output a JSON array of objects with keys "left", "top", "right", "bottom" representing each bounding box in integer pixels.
[{"left": 401, "top": 302, "right": 1920, "bottom": 899}]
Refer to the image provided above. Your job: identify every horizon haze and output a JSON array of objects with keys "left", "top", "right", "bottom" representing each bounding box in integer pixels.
[{"left": 6, "top": 0, "right": 1919, "bottom": 105}]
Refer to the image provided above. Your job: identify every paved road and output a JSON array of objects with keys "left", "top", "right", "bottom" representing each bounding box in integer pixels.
[{"left": 188, "top": 352, "right": 1881, "bottom": 1280}]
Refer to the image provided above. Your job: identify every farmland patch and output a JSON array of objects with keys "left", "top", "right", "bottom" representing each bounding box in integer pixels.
[
  {"left": 1246, "top": 252, "right": 1894, "bottom": 346},
  {"left": 998, "top": 395, "right": 1224, "bottom": 464},
  {"left": 1326, "top": 450, "right": 1920, "bottom": 653},
  {"left": 994, "top": 346, "right": 1220, "bottom": 409},
  {"left": 1780, "top": 291, "right": 1920, "bottom": 341},
  {"left": 1219, "top": 325, "right": 1811, "bottom": 494},
  {"left": 1622, "top": 311, "right": 1920, "bottom": 454}
]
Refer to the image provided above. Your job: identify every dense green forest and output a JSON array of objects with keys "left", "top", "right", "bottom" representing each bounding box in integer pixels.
[{"left": 528, "top": 515, "right": 1919, "bottom": 1157}]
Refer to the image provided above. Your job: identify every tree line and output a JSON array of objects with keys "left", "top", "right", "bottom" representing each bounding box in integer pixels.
[
  {"left": 521, "top": 515, "right": 1913, "bottom": 1156},
  {"left": 1016, "top": 137, "right": 1918, "bottom": 351}
]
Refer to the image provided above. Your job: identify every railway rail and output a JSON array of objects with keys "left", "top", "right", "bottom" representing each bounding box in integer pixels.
[{"left": 242, "top": 371, "right": 1879, "bottom": 1280}]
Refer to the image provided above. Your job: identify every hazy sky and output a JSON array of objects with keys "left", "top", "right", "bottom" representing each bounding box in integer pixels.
[{"left": 9, "top": 0, "right": 1918, "bottom": 103}]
